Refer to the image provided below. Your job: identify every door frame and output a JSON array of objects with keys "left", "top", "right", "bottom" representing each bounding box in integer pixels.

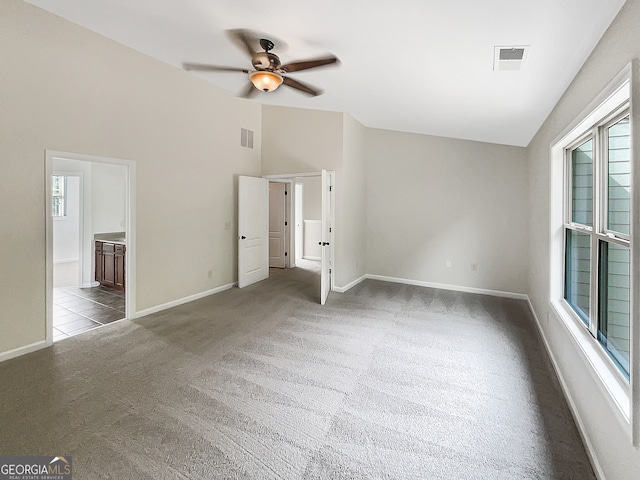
[
  {"left": 51, "top": 171, "right": 84, "bottom": 288},
  {"left": 294, "top": 182, "right": 304, "bottom": 263},
  {"left": 45, "top": 150, "right": 136, "bottom": 345},
  {"left": 263, "top": 172, "right": 335, "bottom": 293},
  {"left": 267, "top": 178, "right": 293, "bottom": 267}
]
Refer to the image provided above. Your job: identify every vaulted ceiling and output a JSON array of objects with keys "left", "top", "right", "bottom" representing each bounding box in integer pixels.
[{"left": 24, "top": 0, "right": 626, "bottom": 146}]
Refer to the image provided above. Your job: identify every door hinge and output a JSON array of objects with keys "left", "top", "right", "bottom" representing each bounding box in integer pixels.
[
  {"left": 329, "top": 227, "right": 332, "bottom": 233},
  {"left": 285, "top": 190, "right": 288, "bottom": 195},
  {"left": 329, "top": 268, "right": 332, "bottom": 274},
  {"left": 285, "top": 221, "right": 288, "bottom": 226},
  {"left": 329, "top": 186, "right": 332, "bottom": 192},
  {"left": 285, "top": 252, "right": 288, "bottom": 256}
]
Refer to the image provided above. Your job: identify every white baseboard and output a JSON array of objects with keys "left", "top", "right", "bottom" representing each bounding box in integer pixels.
[
  {"left": 302, "top": 256, "right": 321, "bottom": 261},
  {"left": 0, "top": 340, "right": 49, "bottom": 363},
  {"left": 135, "top": 282, "right": 236, "bottom": 318},
  {"left": 363, "top": 274, "right": 528, "bottom": 300},
  {"left": 334, "top": 274, "right": 367, "bottom": 293},
  {"left": 526, "top": 298, "right": 606, "bottom": 480}
]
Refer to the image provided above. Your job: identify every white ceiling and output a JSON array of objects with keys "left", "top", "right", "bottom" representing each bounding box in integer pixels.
[{"left": 24, "top": 0, "right": 626, "bottom": 146}]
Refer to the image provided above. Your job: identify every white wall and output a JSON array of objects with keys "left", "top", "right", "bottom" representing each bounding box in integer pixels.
[
  {"left": 53, "top": 175, "right": 80, "bottom": 263},
  {"left": 92, "top": 162, "right": 126, "bottom": 234},
  {"left": 526, "top": 0, "right": 640, "bottom": 477},
  {"left": 0, "top": 0, "right": 261, "bottom": 355},
  {"left": 297, "top": 176, "right": 321, "bottom": 220},
  {"left": 295, "top": 176, "right": 322, "bottom": 258},
  {"left": 303, "top": 220, "right": 322, "bottom": 259},
  {"left": 366, "top": 128, "right": 528, "bottom": 294}
]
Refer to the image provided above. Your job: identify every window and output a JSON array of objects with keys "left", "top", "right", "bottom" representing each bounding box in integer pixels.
[
  {"left": 564, "top": 108, "right": 631, "bottom": 380},
  {"left": 52, "top": 175, "right": 67, "bottom": 217}
]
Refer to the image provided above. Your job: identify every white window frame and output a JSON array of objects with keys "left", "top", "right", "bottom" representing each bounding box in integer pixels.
[
  {"left": 564, "top": 106, "right": 631, "bottom": 372},
  {"left": 52, "top": 174, "right": 67, "bottom": 218},
  {"left": 550, "top": 64, "right": 636, "bottom": 441}
]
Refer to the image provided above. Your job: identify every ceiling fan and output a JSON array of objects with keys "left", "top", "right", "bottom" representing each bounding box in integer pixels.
[{"left": 183, "top": 29, "right": 339, "bottom": 98}]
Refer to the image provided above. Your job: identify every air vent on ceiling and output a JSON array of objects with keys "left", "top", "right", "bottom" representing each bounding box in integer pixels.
[
  {"left": 240, "top": 128, "right": 254, "bottom": 149},
  {"left": 494, "top": 45, "right": 530, "bottom": 71}
]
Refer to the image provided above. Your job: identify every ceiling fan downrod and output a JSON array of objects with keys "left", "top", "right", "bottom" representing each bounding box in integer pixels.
[{"left": 259, "top": 38, "right": 275, "bottom": 52}]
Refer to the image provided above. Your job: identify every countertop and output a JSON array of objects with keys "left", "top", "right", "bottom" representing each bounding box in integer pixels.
[{"left": 95, "top": 232, "right": 126, "bottom": 245}]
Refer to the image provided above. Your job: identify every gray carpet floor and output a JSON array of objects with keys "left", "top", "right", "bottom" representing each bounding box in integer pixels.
[{"left": 0, "top": 265, "right": 594, "bottom": 479}]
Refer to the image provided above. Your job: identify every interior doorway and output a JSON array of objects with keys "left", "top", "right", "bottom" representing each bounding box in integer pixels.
[
  {"left": 261, "top": 172, "right": 333, "bottom": 304},
  {"left": 238, "top": 171, "right": 334, "bottom": 303},
  {"left": 46, "top": 151, "right": 136, "bottom": 344},
  {"left": 268, "top": 176, "right": 323, "bottom": 302}
]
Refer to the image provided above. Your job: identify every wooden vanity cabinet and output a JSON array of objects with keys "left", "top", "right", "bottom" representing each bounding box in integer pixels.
[{"left": 95, "top": 241, "right": 125, "bottom": 291}]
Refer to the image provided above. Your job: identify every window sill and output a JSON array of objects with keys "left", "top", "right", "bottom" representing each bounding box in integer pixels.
[{"left": 550, "top": 299, "right": 630, "bottom": 430}]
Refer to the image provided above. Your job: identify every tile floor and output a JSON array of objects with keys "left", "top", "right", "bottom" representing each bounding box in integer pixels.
[{"left": 53, "top": 286, "right": 125, "bottom": 340}]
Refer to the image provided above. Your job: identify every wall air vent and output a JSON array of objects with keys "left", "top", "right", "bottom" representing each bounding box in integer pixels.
[
  {"left": 240, "top": 128, "right": 254, "bottom": 149},
  {"left": 494, "top": 45, "right": 530, "bottom": 71}
]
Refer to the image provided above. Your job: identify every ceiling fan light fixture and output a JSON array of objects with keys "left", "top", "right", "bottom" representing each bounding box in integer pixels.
[{"left": 249, "top": 70, "right": 283, "bottom": 92}]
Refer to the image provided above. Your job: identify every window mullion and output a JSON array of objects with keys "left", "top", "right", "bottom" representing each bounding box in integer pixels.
[
  {"left": 564, "top": 148, "right": 572, "bottom": 225},
  {"left": 589, "top": 235, "right": 598, "bottom": 337},
  {"left": 589, "top": 127, "right": 601, "bottom": 338}
]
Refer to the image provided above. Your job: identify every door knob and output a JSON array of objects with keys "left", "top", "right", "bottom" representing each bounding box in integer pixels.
[
  {"left": 241, "top": 236, "right": 246, "bottom": 239},
  {"left": 322, "top": 242, "right": 330, "bottom": 246}
]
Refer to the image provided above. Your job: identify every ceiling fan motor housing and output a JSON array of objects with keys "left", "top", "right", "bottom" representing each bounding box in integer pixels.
[{"left": 252, "top": 51, "right": 281, "bottom": 70}]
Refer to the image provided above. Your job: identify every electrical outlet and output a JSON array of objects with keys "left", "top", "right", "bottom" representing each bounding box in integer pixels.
[
  {"left": 471, "top": 263, "right": 478, "bottom": 271},
  {"left": 446, "top": 260, "right": 452, "bottom": 268}
]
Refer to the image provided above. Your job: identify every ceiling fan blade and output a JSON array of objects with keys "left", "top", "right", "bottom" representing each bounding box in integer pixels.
[
  {"left": 239, "top": 82, "right": 258, "bottom": 99},
  {"left": 183, "top": 63, "right": 249, "bottom": 73},
  {"left": 282, "top": 76, "right": 322, "bottom": 96},
  {"left": 227, "top": 29, "right": 258, "bottom": 59},
  {"left": 279, "top": 55, "right": 339, "bottom": 73}
]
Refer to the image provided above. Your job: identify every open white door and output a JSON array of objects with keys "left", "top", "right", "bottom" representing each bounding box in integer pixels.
[
  {"left": 320, "top": 170, "right": 333, "bottom": 305},
  {"left": 238, "top": 175, "right": 269, "bottom": 288}
]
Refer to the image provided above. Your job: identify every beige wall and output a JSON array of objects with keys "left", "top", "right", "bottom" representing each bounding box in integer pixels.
[
  {"left": 0, "top": 0, "right": 261, "bottom": 354},
  {"left": 5, "top": 5, "right": 637, "bottom": 475},
  {"left": 527, "top": 0, "right": 640, "bottom": 477},
  {"left": 366, "top": 128, "right": 528, "bottom": 294},
  {"left": 261, "top": 105, "right": 343, "bottom": 175},
  {"left": 262, "top": 105, "right": 527, "bottom": 293},
  {"left": 261, "top": 105, "right": 367, "bottom": 288},
  {"left": 339, "top": 114, "right": 367, "bottom": 286}
]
